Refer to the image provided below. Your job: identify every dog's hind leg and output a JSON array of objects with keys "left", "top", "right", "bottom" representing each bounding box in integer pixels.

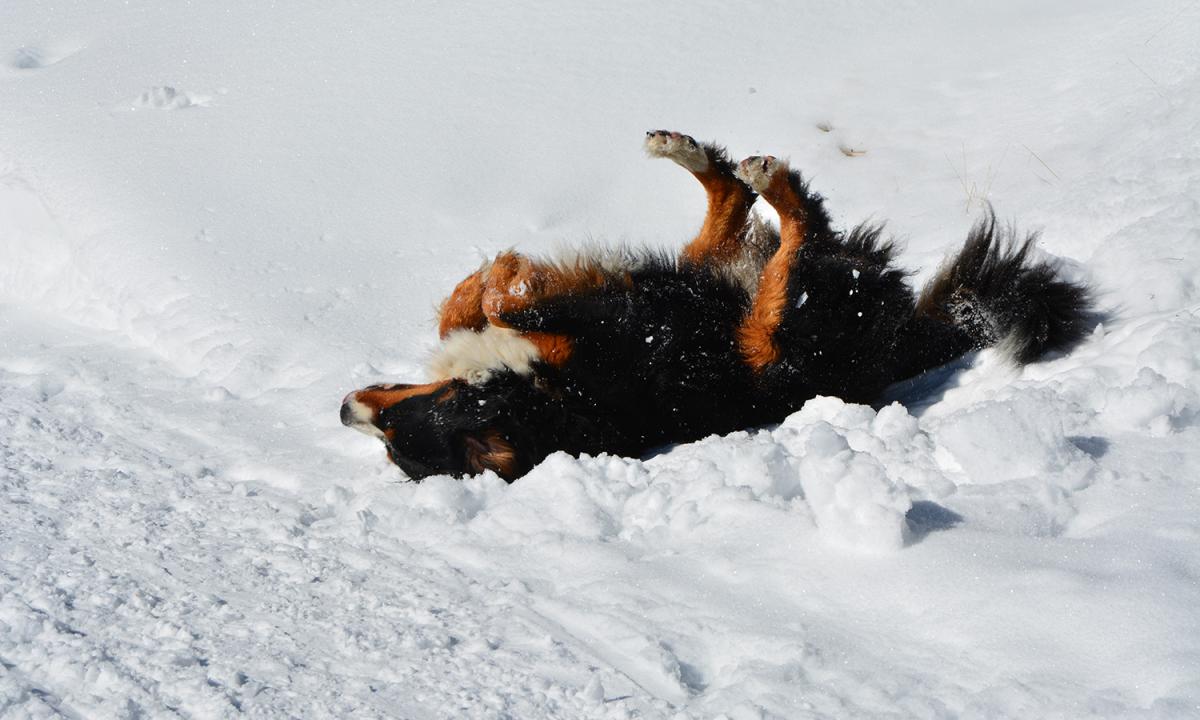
[
  {"left": 644, "top": 130, "right": 759, "bottom": 268},
  {"left": 477, "top": 251, "right": 631, "bottom": 366},
  {"left": 436, "top": 250, "right": 609, "bottom": 341},
  {"left": 734, "top": 155, "right": 837, "bottom": 371},
  {"left": 437, "top": 249, "right": 629, "bottom": 367}
]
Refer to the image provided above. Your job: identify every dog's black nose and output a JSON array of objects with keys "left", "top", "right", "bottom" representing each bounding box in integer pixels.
[{"left": 340, "top": 401, "right": 354, "bottom": 426}]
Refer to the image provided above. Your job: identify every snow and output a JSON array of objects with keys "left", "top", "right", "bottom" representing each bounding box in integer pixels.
[{"left": 2, "top": 1, "right": 1200, "bottom": 718}]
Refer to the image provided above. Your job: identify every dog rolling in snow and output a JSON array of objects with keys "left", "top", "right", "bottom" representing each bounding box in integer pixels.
[{"left": 341, "top": 131, "right": 1091, "bottom": 481}]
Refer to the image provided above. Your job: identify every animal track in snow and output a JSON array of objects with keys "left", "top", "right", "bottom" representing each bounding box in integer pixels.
[{"left": 132, "top": 86, "right": 211, "bottom": 110}]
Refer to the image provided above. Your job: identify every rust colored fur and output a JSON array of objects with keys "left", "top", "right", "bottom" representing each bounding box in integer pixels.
[
  {"left": 737, "top": 157, "right": 814, "bottom": 371},
  {"left": 349, "top": 381, "right": 454, "bottom": 423},
  {"left": 679, "top": 167, "right": 759, "bottom": 267},
  {"left": 438, "top": 269, "right": 488, "bottom": 338}
]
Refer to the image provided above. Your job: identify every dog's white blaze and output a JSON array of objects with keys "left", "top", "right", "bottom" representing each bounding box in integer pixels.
[
  {"left": 428, "top": 326, "right": 541, "bottom": 384},
  {"left": 344, "top": 397, "right": 386, "bottom": 438}
]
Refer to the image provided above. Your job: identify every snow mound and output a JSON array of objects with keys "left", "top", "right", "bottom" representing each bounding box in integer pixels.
[
  {"left": 350, "top": 397, "right": 929, "bottom": 555},
  {"left": 8, "top": 42, "right": 82, "bottom": 71}
]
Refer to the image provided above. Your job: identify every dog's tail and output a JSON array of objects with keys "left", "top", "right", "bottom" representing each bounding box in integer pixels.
[
  {"left": 916, "top": 212, "right": 1093, "bottom": 363},
  {"left": 890, "top": 213, "right": 1093, "bottom": 380}
]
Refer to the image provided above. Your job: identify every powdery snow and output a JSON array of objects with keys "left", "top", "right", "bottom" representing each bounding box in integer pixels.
[{"left": 2, "top": 1, "right": 1200, "bottom": 718}]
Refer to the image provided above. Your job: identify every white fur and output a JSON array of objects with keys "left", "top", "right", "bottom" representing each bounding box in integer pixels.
[
  {"left": 342, "top": 396, "right": 386, "bottom": 438},
  {"left": 428, "top": 326, "right": 541, "bottom": 384},
  {"left": 547, "top": 243, "right": 651, "bottom": 275},
  {"left": 644, "top": 131, "right": 709, "bottom": 172},
  {"left": 722, "top": 211, "right": 776, "bottom": 296},
  {"left": 735, "top": 155, "right": 783, "bottom": 192}
]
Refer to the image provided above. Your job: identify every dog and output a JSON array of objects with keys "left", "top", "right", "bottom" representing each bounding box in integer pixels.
[{"left": 341, "top": 131, "right": 1092, "bottom": 482}]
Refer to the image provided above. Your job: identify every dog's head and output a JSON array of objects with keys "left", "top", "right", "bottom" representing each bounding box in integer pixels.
[{"left": 340, "top": 373, "right": 559, "bottom": 481}]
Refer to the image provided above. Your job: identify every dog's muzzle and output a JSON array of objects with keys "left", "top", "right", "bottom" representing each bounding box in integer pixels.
[{"left": 340, "top": 392, "right": 385, "bottom": 438}]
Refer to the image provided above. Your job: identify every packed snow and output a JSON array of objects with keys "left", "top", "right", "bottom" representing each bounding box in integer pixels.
[{"left": 2, "top": 1, "right": 1199, "bottom": 718}]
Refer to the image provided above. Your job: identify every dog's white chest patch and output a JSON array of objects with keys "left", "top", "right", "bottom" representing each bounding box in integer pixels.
[{"left": 428, "top": 326, "right": 541, "bottom": 384}]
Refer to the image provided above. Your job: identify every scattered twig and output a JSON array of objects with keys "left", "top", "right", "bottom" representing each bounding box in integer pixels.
[
  {"left": 984, "top": 144, "right": 1009, "bottom": 199},
  {"left": 839, "top": 145, "right": 867, "bottom": 157},
  {"left": 1125, "top": 55, "right": 1170, "bottom": 100},
  {"left": 944, "top": 143, "right": 1008, "bottom": 213},
  {"left": 945, "top": 149, "right": 973, "bottom": 212},
  {"left": 1021, "top": 144, "right": 1060, "bottom": 182},
  {"left": 1144, "top": 0, "right": 1196, "bottom": 44}
]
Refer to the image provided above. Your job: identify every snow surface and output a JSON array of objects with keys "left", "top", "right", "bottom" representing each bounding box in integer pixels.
[{"left": 2, "top": 1, "right": 1200, "bottom": 717}]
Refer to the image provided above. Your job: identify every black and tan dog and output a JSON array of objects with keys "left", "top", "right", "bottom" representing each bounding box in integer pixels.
[{"left": 341, "top": 131, "right": 1091, "bottom": 481}]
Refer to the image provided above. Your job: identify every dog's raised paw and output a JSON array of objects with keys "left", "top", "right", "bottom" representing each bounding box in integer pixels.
[
  {"left": 735, "top": 155, "right": 786, "bottom": 192},
  {"left": 644, "top": 130, "right": 709, "bottom": 172}
]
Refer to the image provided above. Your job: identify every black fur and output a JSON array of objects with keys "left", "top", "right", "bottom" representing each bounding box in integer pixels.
[
  {"left": 345, "top": 170, "right": 1093, "bottom": 482},
  {"left": 499, "top": 256, "right": 762, "bottom": 446},
  {"left": 914, "top": 212, "right": 1094, "bottom": 364}
]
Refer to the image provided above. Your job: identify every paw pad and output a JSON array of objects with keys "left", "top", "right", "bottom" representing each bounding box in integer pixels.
[
  {"left": 735, "top": 155, "right": 785, "bottom": 192},
  {"left": 644, "top": 130, "right": 709, "bottom": 172}
]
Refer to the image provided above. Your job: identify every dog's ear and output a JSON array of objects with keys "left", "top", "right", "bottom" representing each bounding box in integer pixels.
[{"left": 464, "top": 429, "right": 519, "bottom": 480}]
